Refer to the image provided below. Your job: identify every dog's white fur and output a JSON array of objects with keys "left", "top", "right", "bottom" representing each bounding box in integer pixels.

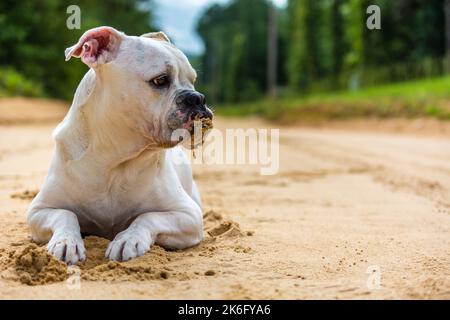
[{"left": 27, "top": 27, "right": 205, "bottom": 264}]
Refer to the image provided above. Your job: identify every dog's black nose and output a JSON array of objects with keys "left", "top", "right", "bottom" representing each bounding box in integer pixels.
[
  {"left": 196, "top": 107, "right": 213, "bottom": 120},
  {"left": 181, "top": 91, "right": 206, "bottom": 108}
]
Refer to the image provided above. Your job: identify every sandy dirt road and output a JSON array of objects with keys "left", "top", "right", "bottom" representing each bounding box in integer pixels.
[{"left": 0, "top": 98, "right": 449, "bottom": 299}]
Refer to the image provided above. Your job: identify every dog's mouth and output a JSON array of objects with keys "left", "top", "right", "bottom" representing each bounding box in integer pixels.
[{"left": 167, "top": 109, "right": 214, "bottom": 149}]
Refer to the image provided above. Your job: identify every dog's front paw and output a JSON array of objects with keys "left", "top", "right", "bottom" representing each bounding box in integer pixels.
[
  {"left": 105, "top": 228, "right": 152, "bottom": 262},
  {"left": 47, "top": 230, "right": 86, "bottom": 265}
]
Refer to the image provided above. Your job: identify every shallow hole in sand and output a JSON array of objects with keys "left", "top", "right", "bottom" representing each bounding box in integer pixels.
[{"left": 0, "top": 210, "right": 252, "bottom": 286}]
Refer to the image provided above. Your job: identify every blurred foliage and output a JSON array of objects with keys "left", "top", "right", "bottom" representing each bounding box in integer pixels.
[
  {"left": 1, "top": 0, "right": 449, "bottom": 110},
  {"left": 196, "top": 0, "right": 289, "bottom": 103},
  {"left": 0, "top": 0, "right": 155, "bottom": 100},
  {"left": 287, "top": 0, "right": 325, "bottom": 91},
  {"left": 0, "top": 67, "right": 43, "bottom": 97},
  {"left": 197, "top": 0, "right": 449, "bottom": 103},
  {"left": 217, "top": 75, "right": 450, "bottom": 121}
]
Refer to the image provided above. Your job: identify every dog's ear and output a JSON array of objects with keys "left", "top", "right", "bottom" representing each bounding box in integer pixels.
[
  {"left": 140, "top": 31, "right": 171, "bottom": 43},
  {"left": 65, "top": 26, "right": 125, "bottom": 68}
]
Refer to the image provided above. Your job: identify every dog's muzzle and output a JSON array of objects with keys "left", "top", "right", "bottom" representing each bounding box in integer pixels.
[{"left": 168, "top": 90, "right": 213, "bottom": 148}]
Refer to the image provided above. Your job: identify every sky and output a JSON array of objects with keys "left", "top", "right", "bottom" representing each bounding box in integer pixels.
[{"left": 153, "top": 0, "right": 287, "bottom": 55}]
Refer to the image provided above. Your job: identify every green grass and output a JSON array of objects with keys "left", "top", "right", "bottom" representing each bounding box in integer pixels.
[
  {"left": 215, "top": 76, "right": 450, "bottom": 122},
  {"left": 0, "top": 67, "right": 44, "bottom": 98}
]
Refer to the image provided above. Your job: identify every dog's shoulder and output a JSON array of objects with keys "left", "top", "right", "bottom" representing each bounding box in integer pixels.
[{"left": 53, "top": 70, "right": 96, "bottom": 161}]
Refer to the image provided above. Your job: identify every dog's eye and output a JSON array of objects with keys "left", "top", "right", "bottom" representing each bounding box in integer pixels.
[{"left": 150, "top": 74, "right": 170, "bottom": 88}]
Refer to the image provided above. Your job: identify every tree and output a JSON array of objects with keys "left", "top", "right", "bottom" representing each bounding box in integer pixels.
[
  {"left": 330, "top": 0, "right": 346, "bottom": 77},
  {"left": 225, "top": 33, "right": 245, "bottom": 102},
  {"left": 267, "top": 0, "right": 278, "bottom": 98},
  {"left": 197, "top": 0, "right": 274, "bottom": 103},
  {"left": 343, "top": 0, "right": 365, "bottom": 72},
  {"left": 0, "top": 0, "right": 155, "bottom": 99},
  {"left": 446, "top": 0, "right": 450, "bottom": 57},
  {"left": 446, "top": 0, "right": 450, "bottom": 71},
  {"left": 287, "top": 0, "right": 325, "bottom": 92}
]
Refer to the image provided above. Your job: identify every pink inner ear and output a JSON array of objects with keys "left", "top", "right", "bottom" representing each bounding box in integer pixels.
[
  {"left": 81, "top": 35, "right": 110, "bottom": 62},
  {"left": 81, "top": 39, "right": 99, "bottom": 62},
  {"left": 69, "top": 28, "right": 113, "bottom": 61}
]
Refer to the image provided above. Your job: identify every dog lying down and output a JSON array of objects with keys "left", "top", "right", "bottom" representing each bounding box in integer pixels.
[{"left": 27, "top": 27, "right": 214, "bottom": 264}]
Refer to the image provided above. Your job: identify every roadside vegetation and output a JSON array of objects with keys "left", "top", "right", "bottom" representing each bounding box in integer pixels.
[{"left": 216, "top": 76, "right": 450, "bottom": 122}]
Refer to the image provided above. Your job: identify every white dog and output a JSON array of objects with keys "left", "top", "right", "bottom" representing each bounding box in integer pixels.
[{"left": 27, "top": 26, "right": 213, "bottom": 264}]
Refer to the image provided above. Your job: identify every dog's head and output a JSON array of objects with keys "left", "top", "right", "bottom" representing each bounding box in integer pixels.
[{"left": 65, "top": 26, "right": 213, "bottom": 149}]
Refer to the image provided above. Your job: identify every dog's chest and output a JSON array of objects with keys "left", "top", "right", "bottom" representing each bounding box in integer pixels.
[
  {"left": 77, "top": 193, "right": 137, "bottom": 235},
  {"left": 56, "top": 148, "right": 187, "bottom": 237},
  {"left": 70, "top": 166, "right": 165, "bottom": 233}
]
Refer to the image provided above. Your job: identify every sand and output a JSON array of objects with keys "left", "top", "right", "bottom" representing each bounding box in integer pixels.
[{"left": 0, "top": 98, "right": 449, "bottom": 299}]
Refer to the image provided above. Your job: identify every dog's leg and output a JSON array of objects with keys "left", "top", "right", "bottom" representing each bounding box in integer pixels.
[
  {"left": 27, "top": 208, "right": 85, "bottom": 264},
  {"left": 106, "top": 209, "right": 203, "bottom": 261}
]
